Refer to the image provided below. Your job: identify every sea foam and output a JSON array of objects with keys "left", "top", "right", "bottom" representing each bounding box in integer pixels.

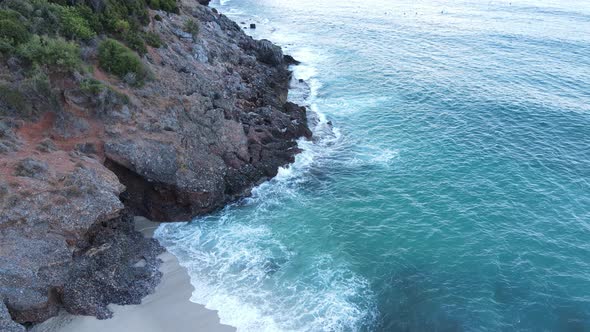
[{"left": 155, "top": 19, "right": 374, "bottom": 331}]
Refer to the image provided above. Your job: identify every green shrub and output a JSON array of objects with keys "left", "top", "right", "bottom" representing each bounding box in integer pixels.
[
  {"left": 21, "top": 70, "right": 60, "bottom": 112},
  {"left": 47, "top": 0, "right": 70, "bottom": 5},
  {"left": 159, "top": 0, "right": 178, "bottom": 13},
  {"left": 143, "top": 31, "right": 163, "bottom": 48},
  {"left": 0, "top": 9, "right": 22, "bottom": 21},
  {"left": 22, "top": 2, "right": 93, "bottom": 40},
  {"left": 23, "top": 71, "right": 51, "bottom": 95},
  {"left": 0, "top": 40, "right": 15, "bottom": 54},
  {"left": 30, "top": 7, "right": 60, "bottom": 36},
  {"left": 56, "top": 5, "right": 95, "bottom": 40},
  {"left": 75, "top": 4, "right": 103, "bottom": 33},
  {"left": 113, "top": 19, "right": 130, "bottom": 33},
  {"left": 184, "top": 18, "right": 199, "bottom": 40},
  {"left": 149, "top": 0, "right": 160, "bottom": 9},
  {"left": 1, "top": 0, "right": 166, "bottom": 50},
  {"left": 1, "top": 0, "right": 34, "bottom": 17},
  {"left": 98, "top": 38, "right": 148, "bottom": 84},
  {"left": 17, "top": 35, "right": 81, "bottom": 70},
  {"left": 123, "top": 32, "right": 147, "bottom": 55},
  {"left": 148, "top": 0, "right": 178, "bottom": 13},
  {"left": 153, "top": 14, "right": 162, "bottom": 21},
  {"left": 79, "top": 77, "right": 130, "bottom": 106},
  {"left": 0, "top": 18, "right": 30, "bottom": 47},
  {"left": 101, "top": 0, "right": 150, "bottom": 33},
  {"left": 80, "top": 78, "right": 105, "bottom": 94},
  {"left": 0, "top": 84, "right": 31, "bottom": 115}
]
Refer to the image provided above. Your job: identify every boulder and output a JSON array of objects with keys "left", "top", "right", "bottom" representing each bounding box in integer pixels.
[
  {"left": 256, "top": 39, "right": 284, "bottom": 66},
  {"left": 62, "top": 212, "right": 163, "bottom": 319},
  {"left": 284, "top": 54, "right": 301, "bottom": 65}
]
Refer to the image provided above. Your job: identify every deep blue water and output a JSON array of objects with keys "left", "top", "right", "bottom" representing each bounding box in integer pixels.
[{"left": 156, "top": 0, "right": 590, "bottom": 330}]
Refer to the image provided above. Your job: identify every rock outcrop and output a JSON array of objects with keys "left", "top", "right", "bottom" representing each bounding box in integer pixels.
[
  {"left": 0, "top": 0, "right": 310, "bottom": 329},
  {"left": 100, "top": 4, "right": 312, "bottom": 221}
]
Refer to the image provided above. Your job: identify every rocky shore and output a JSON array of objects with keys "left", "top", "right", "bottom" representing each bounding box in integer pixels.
[
  {"left": 0, "top": 0, "right": 310, "bottom": 330},
  {"left": 30, "top": 217, "right": 236, "bottom": 332}
]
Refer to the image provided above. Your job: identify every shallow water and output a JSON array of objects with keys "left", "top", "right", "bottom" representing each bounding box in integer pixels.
[{"left": 155, "top": 0, "right": 590, "bottom": 330}]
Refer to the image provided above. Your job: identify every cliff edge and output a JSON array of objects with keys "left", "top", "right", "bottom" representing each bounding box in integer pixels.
[{"left": 0, "top": 0, "right": 310, "bottom": 330}]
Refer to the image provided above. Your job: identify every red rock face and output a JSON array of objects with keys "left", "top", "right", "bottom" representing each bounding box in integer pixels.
[{"left": 0, "top": 0, "right": 309, "bottom": 329}]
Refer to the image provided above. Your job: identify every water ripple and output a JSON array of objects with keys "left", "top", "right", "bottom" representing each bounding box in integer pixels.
[{"left": 157, "top": 0, "right": 590, "bottom": 330}]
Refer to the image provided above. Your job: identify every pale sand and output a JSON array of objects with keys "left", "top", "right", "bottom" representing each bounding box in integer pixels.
[{"left": 32, "top": 218, "right": 236, "bottom": 332}]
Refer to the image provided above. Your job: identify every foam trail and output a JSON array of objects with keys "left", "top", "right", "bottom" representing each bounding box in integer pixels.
[
  {"left": 155, "top": 121, "right": 375, "bottom": 331},
  {"left": 153, "top": 2, "right": 382, "bottom": 329},
  {"left": 155, "top": 31, "right": 372, "bottom": 332},
  {"left": 161, "top": 0, "right": 590, "bottom": 330}
]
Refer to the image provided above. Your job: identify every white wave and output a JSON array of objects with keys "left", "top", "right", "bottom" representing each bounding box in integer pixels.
[
  {"left": 153, "top": 4, "right": 379, "bottom": 331},
  {"left": 290, "top": 48, "right": 322, "bottom": 80},
  {"left": 156, "top": 219, "right": 376, "bottom": 332},
  {"left": 155, "top": 53, "right": 369, "bottom": 332},
  {"left": 371, "top": 148, "right": 399, "bottom": 164},
  {"left": 328, "top": 139, "right": 399, "bottom": 169}
]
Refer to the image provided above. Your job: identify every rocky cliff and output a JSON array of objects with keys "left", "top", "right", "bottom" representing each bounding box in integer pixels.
[{"left": 0, "top": 0, "right": 310, "bottom": 330}]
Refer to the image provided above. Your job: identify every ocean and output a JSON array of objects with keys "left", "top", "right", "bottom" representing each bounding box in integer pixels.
[{"left": 155, "top": 0, "right": 590, "bottom": 330}]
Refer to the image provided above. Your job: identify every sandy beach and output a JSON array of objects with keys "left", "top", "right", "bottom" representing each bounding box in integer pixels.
[{"left": 32, "top": 218, "right": 236, "bottom": 332}]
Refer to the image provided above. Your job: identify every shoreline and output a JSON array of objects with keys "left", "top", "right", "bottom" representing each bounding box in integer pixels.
[
  {"left": 31, "top": 218, "right": 236, "bottom": 332},
  {"left": 0, "top": 0, "right": 312, "bottom": 329}
]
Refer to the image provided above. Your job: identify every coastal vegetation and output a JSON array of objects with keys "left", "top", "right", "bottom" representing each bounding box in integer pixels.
[
  {"left": 98, "top": 38, "right": 150, "bottom": 84},
  {"left": 183, "top": 18, "right": 200, "bottom": 41},
  {"left": 0, "top": 0, "right": 176, "bottom": 84},
  {"left": 0, "top": 84, "right": 30, "bottom": 115},
  {"left": 17, "top": 35, "right": 82, "bottom": 71}
]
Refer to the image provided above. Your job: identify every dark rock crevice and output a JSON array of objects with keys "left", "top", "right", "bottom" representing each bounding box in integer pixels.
[{"left": 104, "top": 157, "right": 218, "bottom": 222}]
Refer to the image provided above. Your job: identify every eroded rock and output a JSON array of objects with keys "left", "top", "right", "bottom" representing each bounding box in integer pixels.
[
  {"left": 62, "top": 212, "right": 163, "bottom": 319},
  {"left": 0, "top": 0, "right": 310, "bottom": 328}
]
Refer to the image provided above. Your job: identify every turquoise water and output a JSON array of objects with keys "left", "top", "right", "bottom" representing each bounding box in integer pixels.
[{"left": 155, "top": 0, "right": 590, "bottom": 330}]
